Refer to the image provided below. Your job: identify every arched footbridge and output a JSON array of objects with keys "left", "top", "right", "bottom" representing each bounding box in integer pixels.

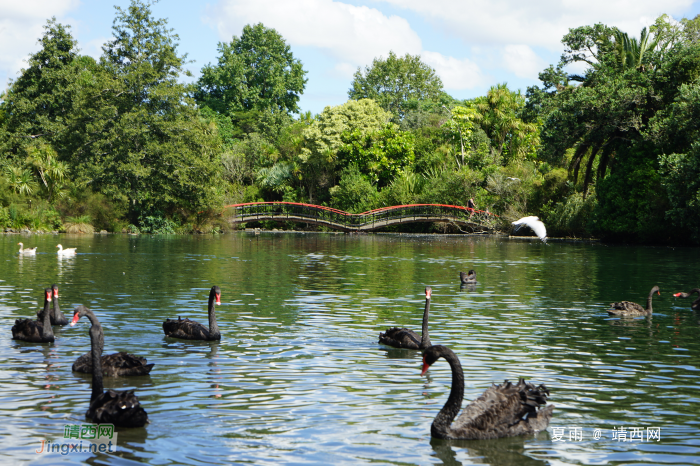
[{"left": 225, "top": 202, "right": 499, "bottom": 232}]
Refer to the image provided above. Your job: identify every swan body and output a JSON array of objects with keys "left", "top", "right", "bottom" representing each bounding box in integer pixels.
[
  {"left": 56, "top": 244, "right": 77, "bottom": 255},
  {"left": 673, "top": 289, "right": 700, "bottom": 310},
  {"left": 73, "top": 351, "right": 154, "bottom": 377},
  {"left": 163, "top": 286, "right": 221, "bottom": 340},
  {"left": 421, "top": 345, "right": 553, "bottom": 440},
  {"left": 18, "top": 242, "right": 37, "bottom": 255},
  {"left": 38, "top": 284, "right": 68, "bottom": 326},
  {"left": 608, "top": 286, "right": 659, "bottom": 316},
  {"left": 71, "top": 305, "right": 148, "bottom": 427},
  {"left": 512, "top": 216, "right": 547, "bottom": 243},
  {"left": 460, "top": 270, "right": 477, "bottom": 284},
  {"left": 379, "top": 287, "right": 432, "bottom": 350},
  {"left": 12, "top": 289, "right": 55, "bottom": 343}
]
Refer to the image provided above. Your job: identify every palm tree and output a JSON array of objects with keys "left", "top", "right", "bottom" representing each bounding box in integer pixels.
[
  {"left": 612, "top": 27, "right": 660, "bottom": 71},
  {"left": 568, "top": 26, "right": 660, "bottom": 196}
]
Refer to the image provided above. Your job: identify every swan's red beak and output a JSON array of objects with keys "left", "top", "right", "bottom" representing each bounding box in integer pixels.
[
  {"left": 657, "top": 291, "right": 661, "bottom": 296},
  {"left": 53, "top": 289, "right": 58, "bottom": 298},
  {"left": 674, "top": 292, "right": 681, "bottom": 297},
  {"left": 46, "top": 291, "right": 52, "bottom": 302},
  {"left": 421, "top": 358, "right": 430, "bottom": 376},
  {"left": 426, "top": 289, "right": 432, "bottom": 299},
  {"left": 70, "top": 313, "right": 80, "bottom": 327},
  {"left": 215, "top": 293, "right": 221, "bottom": 305}
]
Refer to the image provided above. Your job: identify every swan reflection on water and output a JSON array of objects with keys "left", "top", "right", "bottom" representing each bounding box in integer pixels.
[
  {"left": 57, "top": 253, "right": 76, "bottom": 276},
  {"left": 430, "top": 433, "right": 550, "bottom": 466},
  {"left": 382, "top": 347, "right": 424, "bottom": 360},
  {"left": 459, "top": 283, "right": 477, "bottom": 293}
]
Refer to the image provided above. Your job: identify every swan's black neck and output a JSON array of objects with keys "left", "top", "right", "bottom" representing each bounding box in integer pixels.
[
  {"left": 420, "top": 296, "right": 432, "bottom": 349},
  {"left": 208, "top": 292, "right": 220, "bottom": 338},
  {"left": 52, "top": 294, "right": 60, "bottom": 320},
  {"left": 41, "top": 293, "right": 54, "bottom": 339},
  {"left": 85, "top": 310, "right": 105, "bottom": 402},
  {"left": 646, "top": 288, "right": 657, "bottom": 313},
  {"left": 431, "top": 347, "right": 464, "bottom": 439}
]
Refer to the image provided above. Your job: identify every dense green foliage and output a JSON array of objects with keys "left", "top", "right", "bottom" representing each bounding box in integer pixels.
[
  {"left": 4, "top": 6, "right": 700, "bottom": 243},
  {"left": 348, "top": 51, "right": 445, "bottom": 120}
]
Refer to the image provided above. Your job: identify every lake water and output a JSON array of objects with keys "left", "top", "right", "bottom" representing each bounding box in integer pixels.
[{"left": 0, "top": 233, "right": 699, "bottom": 465}]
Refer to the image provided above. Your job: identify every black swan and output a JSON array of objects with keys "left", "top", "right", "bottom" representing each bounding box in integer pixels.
[
  {"left": 72, "top": 294, "right": 154, "bottom": 375},
  {"left": 163, "top": 286, "right": 221, "bottom": 340},
  {"left": 673, "top": 289, "right": 700, "bottom": 310},
  {"left": 12, "top": 288, "right": 55, "bottom": 343},
  {"left": 421, "top": 345, "right": 553, "bottom": 440},
  {"left": 37, "top": 284, "right": 68, "bottom": 326},
  {"left": 608, "top": 286, "right": 660, "bottom": 316},
  {"left": 70, "top": 305, "right": 148, "bottom": 427},
  {"left": 18, "top": 242, "right": 37, "bottom": 255},
  {"left": 460, "top": 270, "right": 477, "bottom": 284},
  {"left": 379, "top": 287, "right": 432, "bottom": 350}
]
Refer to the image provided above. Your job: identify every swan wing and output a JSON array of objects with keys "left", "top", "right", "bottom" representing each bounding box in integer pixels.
[
  {"left": 452, "top": 379, "right": 551, "bottom": 439},
  {"left": 512, "top": 216, "right": 547, "bottom": 241},
  {"left": 607, "top": 300, "right": 645, "bottom": 315},
  {"left": 453, "top": 381, "right": 525, "bottom": 431},
  {"left": 378, "top": 327, "right": 421, "bottom": 349}
]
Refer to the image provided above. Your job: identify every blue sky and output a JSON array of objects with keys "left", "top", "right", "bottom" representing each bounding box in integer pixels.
[{"left": 2, "top": 0, "right": 700, "bottom": 114}]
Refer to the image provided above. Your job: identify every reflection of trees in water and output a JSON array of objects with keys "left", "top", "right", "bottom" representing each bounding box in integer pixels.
[{"left": 430, "top": 432, "right": 550, "bottom": 466}]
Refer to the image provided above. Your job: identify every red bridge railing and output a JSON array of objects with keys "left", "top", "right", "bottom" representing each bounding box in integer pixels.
[{"left": 225, "top": 202, "right": 498, "bottom": 232}]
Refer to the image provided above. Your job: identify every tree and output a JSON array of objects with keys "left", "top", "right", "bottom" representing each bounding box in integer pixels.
[
  {"left": 443, "top": 105, "right": 477, "bottom": 167},
  {"left": 196, "top": 23, "right": 307, "bottom": 116},
  {"left": 472, "top": 84, "right": 539, "bottom": 164},
  {"left": 299, "top": 99, "right": 390, "bottom": 201},
  {"left": 337, "top": 123, "right": 415, "bottom": 187},
  {"left": 65, "top": 0, "right": 222, "bottom": 221},
  {"left": 349, "top": 51, "right": 444, "bottom": 120},
  {"left": 0, "top": 18, "right": 80, "bottom": 159}
]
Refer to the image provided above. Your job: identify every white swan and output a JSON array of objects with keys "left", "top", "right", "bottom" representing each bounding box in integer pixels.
[
  {"left": 18, "top": 242, "right": 37, "bottom": 255},
  {"left": 512, "top": 216, "right": 547, "bottom": 243},
  {"left": 56, "top": 244, "right": 77, "bottom": 255}
]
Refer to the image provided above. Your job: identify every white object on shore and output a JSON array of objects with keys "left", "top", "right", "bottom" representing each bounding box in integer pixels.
[
  {"left": 512, "top": 216, "right": 547, "bottom": 243},
  {"left": 18, "top": 242, "right": 37, "bottom": 255},
  {"left": 56, "top": 244, "right": 77, "bottom": 255}
]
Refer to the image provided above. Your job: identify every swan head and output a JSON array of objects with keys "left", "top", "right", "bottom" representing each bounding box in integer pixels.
[
  {"left": 421, "top": 345, "right": 447, "bottom": 376},
  {"left": 211, "top": 285, "right": 221, "bottom": 305},
  {"left": 52, "top": 284, "right": 59, "bottom": 298},
  {"left": 70, "top": 304, "right": 91, "bottom": 326},
  {"left": 44, "top": 288, "right": 52, "bottom": 303},
  {"left": 673, "top": 292, "right": 684, "bottom": 298},
  {"left": 425, "top": 286, "right": 432, "bottom": 300},
  {"left": 651, "top": 285, "right": 660, "bottom": 296}
]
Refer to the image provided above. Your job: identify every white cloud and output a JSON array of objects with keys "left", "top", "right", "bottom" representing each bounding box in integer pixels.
[
  {"left": 421, "top": 51, "right": 484, "bottom": 90},
  {"left": 0, "top": 1, "right": 79, "bottom": 87},
  {"left": 205, "top": 0, "right": 422, "bottom": 68},
  {"left": 376, "top": 0, "right": 695, "bottom": 50},
  {"left": 501, "top": 45, "right": 545, "bottom": 79}
]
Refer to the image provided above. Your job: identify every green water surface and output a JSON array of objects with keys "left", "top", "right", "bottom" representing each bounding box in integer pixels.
[{"left": 0, "top": 233, "right": 698, "bottom": 465}]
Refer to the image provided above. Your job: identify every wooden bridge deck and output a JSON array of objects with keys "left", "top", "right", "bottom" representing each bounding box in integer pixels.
[{"left": 226, "top": 202, "right": 498, "bottom": 232}]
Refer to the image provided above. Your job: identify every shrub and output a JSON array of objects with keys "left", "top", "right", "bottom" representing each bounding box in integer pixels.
[{"left": 64, "top": 215, "right": 95, "bottom": 234}]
